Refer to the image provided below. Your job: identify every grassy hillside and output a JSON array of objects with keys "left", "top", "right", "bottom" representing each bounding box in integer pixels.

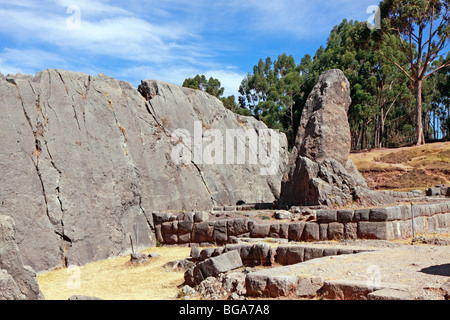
[{"left": 349, "top": 141, "right": 450, "bottom": 192}]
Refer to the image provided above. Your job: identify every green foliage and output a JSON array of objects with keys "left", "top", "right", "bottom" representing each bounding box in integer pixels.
[
  {"left": 182, "top": 74, "right": 224, "bottom": 98},
  {"left": 366, "top": 0, "right": 450, "bottom": 145},
  {"left": 184, "top": 5, "right": 449, "bottom": 150},
  {"left": 238, "top": 53, "right": 305, "bottom": 146},
  {"left": 238, "top": 17, "right": 449, "bottom": 150},
  {"left": 183, "top": 74, "right": 251, "bottom": 116}
]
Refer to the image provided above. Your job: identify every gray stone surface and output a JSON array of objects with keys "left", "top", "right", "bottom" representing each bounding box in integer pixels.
[
  {"left": 163, "top": 258, "right": 195, "bottom": 272},
  {"left": 357, "top": 221, "right": 391, "bottom": 240},
  {"left": 280, "top": 69, "right": 393, "bottom": 208},
  {"left": 185, "top": 250, "right": 243, "bottom": 286},
  {"left": 328, "top": 222, "right": 345, "bottom": 240},
  {"left": 321, "top": 280, "right": 378, "bottom": 300},
  {"left": 337, "top": 210, "right": 354, "bottom": 223},
  {"left": 0, "top": 216, "right": 43, "bottom": 300},
  {"left": 288, "top": 222, "right": 306, "bottom": 241},
  {"left": 296, "top": 277, "right": 324, "bottom": 298},
  {"left": 0, "top": 70, "right": 288, "bottom": 272},
  {"left": 317, "top": 210, "right": 337, "bottom": 223},
  {"left": 0, "top": 269, "right": 24, "bottom": 300},
  {"left": 130, "top": 253, "right": 149, "bottom": 265},
  {"left": 441, "top": 279, "right": 450, "bottom": 300},
  {"left": 274, "top": 210, "right": 292, "bottom": 220},
  {"left": 245, "top": 265, "right": 324, "bottom": 298},
  {"left": 303, "top": 223, "right": 320, "bottom": 241},
  {"left": 367, "top": 288, "right": 414, "bottom": 300}
]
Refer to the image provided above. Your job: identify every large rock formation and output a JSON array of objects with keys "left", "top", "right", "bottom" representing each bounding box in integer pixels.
[
  {"left": 0, "top": 69, "right": 288, "bottom": 272},
  {"left": 0, "top": 215, "right": 43, "bottom": 299},
  {"left": 280, "top": 69, "right": 392, "bottom": 208}
]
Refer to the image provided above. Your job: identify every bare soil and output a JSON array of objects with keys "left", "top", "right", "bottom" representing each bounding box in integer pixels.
[{"left": 349, "top": 141, "right": 450, "bottom": 191}]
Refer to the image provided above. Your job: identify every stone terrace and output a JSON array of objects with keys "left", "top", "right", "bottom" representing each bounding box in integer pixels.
[{"left": 152, "top": 196, "right": 450, "bottom": 246}]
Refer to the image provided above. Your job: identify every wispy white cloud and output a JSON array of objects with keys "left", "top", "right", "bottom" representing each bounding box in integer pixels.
[
  {"left": 0, "top": 1, "right": 199, "bottom": 62},
  {"left": 212, "top": 0, "right": 377, "bottom": 38},
  {"left": 116, "top": 63, "right": 246, "bottom": 98},
  {"left": 0, "top": 0, "right": 378, "bottom": 94}
]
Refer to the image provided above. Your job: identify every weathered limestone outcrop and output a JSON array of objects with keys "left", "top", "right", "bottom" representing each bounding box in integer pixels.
[
  {"left": 280, "top": 69, "right": 393, "bottom": 208},
  {"left": 0, "top": 216, "right": 43, "bottom": 300},
  {"left": 0, "top": 69, "right": 288, "bottom": 272}
]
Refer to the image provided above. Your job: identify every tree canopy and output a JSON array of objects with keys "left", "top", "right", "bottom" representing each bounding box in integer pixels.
[
  {"left": 237, "top": 16, "right": 449, "bottom": 150},
  {"left": 182, "top": 74, "right": 251, "bottom": 116},
  {"left": 183, "top": 1, "right": 449, "bottom": 150}
]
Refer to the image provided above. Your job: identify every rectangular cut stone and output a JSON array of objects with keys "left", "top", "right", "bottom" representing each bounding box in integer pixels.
[
  {"left": 227, "top": 218, "right": 249, "bottom": 236},
  {"left": 213, "top": 220, "right": 228, "bottom": 245},
  {"left": 288, "top": 222, "right": 306, "bottom": 241},
  {"left": 344, "top": 223, "right": 358, "bottom": 240},
  {"left": 319, "top": 224, "right": 328, "bottom": 241},
  {"left": 192, "top": 221, "right": 214, "bottom": 243},
  {"left": 286, "top": 246, "right": 305, "bottom": 265},
  {"left": 304, "top": 247, "right": 323, "bottom": 261},
  {"left": 328, "top": 222, "right": 344, "bottom": 240},
  {"left": 369, "top": 208, "right": 387, "bottom": 221},
  {"left": 277, "top": 246, "right": 305, "bottom": 265},
  {"left": 250, "top": 224, "right": 270, "bottom": 238},
  {"left": 358, "top": 221, "right": 391, "bottom": 240},
  {"left": 279, "top": 224, "right": 289, "bottom": 239},
  {"left": 354, "top": 209, "right": 370, "bottom": 222},
  {"left": 317, "top": 210, "right": 337, "bottom": 223},
  {"left": 199, "top": 250, "right": 243, "bottom": 279},
  {"left": 303, "top": 223, "right": 320, "bottom": 242},
  {"left": 337, "top": 210, "right": 354, "bottom": 223}
]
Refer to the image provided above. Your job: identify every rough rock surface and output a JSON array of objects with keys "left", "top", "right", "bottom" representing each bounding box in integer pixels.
[
  {"left": 0, "top": 215, "right": 43, "bottom": 299},
  {"left": 280, "top": 69, "right": 393, "bottom": 207},
  {"left": 0, "top": 69, "right": 288, "bottom": 272}
]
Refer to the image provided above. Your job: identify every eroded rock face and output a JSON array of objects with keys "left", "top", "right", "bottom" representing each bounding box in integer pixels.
[
  {"left": 0, "top": 69, "right": 288, "bottom": 272},
  {"left": 280, "top": 69, "right": 392, "bottom": 208},
  {"left": 0, "top": 216, "right": 43, "bottom": 300},
  {"left": 295, "top": 69, "right": 353, "bottom": 166}
]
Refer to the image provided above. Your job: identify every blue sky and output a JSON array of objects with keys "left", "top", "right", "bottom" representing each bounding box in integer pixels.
[{"left": 0, "top": 0, "right": 381, "bottom": 97}]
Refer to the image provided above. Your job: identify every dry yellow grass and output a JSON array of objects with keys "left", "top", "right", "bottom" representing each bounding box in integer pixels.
[{"left": 37, "top": 246, "right": 191, "bottom": 300}]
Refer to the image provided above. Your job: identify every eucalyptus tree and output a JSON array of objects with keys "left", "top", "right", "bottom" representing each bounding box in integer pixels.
[{"left": 370, "top": 0, "right": 450, "bottom": 145}]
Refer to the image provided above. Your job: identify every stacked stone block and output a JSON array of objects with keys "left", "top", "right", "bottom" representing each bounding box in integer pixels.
[{"left": 152, "top": 201, "right": 450, "bottom": 245}]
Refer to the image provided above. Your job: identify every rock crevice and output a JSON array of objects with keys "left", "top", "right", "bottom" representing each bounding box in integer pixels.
[
  {"left": 280, "top": 69, "right": 393, "bottom": 208},
  {"left": 0, "top": 70, "right": 288, "bottom": 271}
]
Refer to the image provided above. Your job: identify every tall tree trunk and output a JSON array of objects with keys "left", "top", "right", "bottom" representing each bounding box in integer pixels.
[
  {"left": 357, "top": 122, "right": 363, "bottom": 150},
  {"left": 380, "top": 117, "right": 385, "bottom": 148},
  {"left": 290, "top": 101, "right": 295, "bottom": 147},
  {"left": 415, "top": 79, "right": 425, "bottom": 145},
  {"left": 374, "top": 115, "right": 380, "bottom": 149},
  {"left": 362, "top": 121, "right": 367, "bottom": 150},
  {"left": 434, "top": 109, "right": 437, "bottom": 140}
]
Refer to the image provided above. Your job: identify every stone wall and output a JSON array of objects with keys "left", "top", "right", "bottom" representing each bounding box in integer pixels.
[
  {"left": 426, "top": 185, "right": 450, "bottom": 197},
  {"left": 152, "top": 200, "right": 450, "bottom": 245},
  {"left": 184, "top": 242, "right": 372, "bottom": 287},
  {"left": 316, "top": 201, "right": 450, "bottom": 240}
]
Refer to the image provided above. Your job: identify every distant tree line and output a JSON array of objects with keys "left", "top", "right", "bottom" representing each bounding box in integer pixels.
[
  {"left": 184, "top": 0, "right": 449, "bottom": 150},
  {"left": 182, "top": 74, "right": 251, "bottom": 117}
]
